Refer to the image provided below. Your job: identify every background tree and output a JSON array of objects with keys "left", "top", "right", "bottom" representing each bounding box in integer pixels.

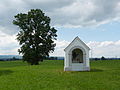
[
  {"left": 13, "top": 9, "right": 57, "bottom": 65},
  {"left": 101, "top": 56, "right": 106, "bottom": 60}
]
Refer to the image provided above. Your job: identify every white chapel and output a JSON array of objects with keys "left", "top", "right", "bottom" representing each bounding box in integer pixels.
[{"left": 64, "top": 37, "right": 90, "bottom": 71}]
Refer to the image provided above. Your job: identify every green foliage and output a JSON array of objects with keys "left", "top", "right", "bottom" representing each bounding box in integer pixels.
[
  {"left": 0, "top": 60, "right": 120, "bottom": 90},
  {"left": 101, "top": 56, "right": 106, "bottom": 60},
  {"left": 13, "top": 9, "right": 57, "bottom": 65}
]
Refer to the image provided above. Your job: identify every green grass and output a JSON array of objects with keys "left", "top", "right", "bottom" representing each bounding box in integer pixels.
[{"left": 0, "top": 60, "right": 120, "bottom": 90}]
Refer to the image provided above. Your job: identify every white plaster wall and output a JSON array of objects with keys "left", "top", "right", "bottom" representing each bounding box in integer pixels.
[
  {"left": 86, "top": 51, "right": 90, "bottom": 67},
  {"left": 64, "top": 37, "right": 90, "bottom": 71}
]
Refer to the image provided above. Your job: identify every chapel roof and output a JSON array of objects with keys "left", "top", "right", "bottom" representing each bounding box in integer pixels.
[{"left": 64, "top": 36, "right": 90, "bottom": 51}]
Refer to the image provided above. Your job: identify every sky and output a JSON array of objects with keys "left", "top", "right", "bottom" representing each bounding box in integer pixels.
[{"left": 0, "top": 0, "right": 120, "bottom": 58}]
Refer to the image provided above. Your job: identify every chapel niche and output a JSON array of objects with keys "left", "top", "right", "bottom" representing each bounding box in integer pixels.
[{"left": 72, "top": 48, "right": 83, "bottom": 63}]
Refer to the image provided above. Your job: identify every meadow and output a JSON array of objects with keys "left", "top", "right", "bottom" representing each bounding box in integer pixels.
[{"left": 0, "top": 60, "right": 120, "bottom": 90}]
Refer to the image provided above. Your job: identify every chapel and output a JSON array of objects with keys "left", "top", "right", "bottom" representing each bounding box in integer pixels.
[{"left": 64, "top": 37, "right": 90, "bottom": 71}]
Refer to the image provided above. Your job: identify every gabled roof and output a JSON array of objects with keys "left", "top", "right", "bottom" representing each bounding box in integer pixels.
[{"left": 64, "top": 36, "right": 90, "bottom": 51}]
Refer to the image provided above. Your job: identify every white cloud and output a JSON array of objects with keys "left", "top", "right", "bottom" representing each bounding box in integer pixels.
[
  {"left": 50, "top": 39, "right": 120, "bottom": 58},
  {"left": 0, "top": 31, "right": 19, "bottom": 55},
  {"left": 87, "top": 40, "right": 120, "bottom": 58},
  {"left": 50, "top": 40, "right": 70, "bottom": 56},
  {"left": 0, "top": 32, "right": 120, "bottom": 58}
]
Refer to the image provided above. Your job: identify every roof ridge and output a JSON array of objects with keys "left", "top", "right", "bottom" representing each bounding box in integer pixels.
[{"left": 64, "top": 36, "right": 90, "bottom": 51}]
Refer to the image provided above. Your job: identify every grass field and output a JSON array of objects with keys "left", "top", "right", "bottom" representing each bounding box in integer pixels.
[{"left": 0, "top": 60, "right": 120, "bottom": 90}]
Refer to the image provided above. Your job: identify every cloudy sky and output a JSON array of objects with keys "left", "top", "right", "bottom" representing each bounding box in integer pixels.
[{"left": 0, "top": 0, "right": 120, "bottom": 58}]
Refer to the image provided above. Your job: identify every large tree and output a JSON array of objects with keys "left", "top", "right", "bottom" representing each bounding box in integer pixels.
[{"left": 13, "top": 9, "right": 57, "bottom": 65}]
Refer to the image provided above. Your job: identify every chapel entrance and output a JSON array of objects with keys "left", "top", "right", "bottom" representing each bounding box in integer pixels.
[{"left": 72, "top": 48, "right": 83, "bottom": 63}]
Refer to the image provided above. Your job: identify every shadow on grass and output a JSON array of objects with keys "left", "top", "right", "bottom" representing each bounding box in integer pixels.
[
  {"left": 0, "top": 70, "right": 13, "bottom": 76},
  {"left": 62, "top": 68, "right": 103, "bottom": 74},
  {"left": 0, "top": 61, "right": 27, "bottom": 68},
  {"left": 90, "top": 68, "right": 103, "bottom": 72}
]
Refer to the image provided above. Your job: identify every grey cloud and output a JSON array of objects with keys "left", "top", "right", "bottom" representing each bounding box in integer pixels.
[
  {"left": 0, "top": 0, "right": 75, "bottom": 34},
  {"left": 49, "top": 0, "right": 120, "bottom": 27},
  {"left": 0, "top": 0, "right": 120, "bottom": 34},
  {"left": 87, "top": 0, "right": 119, "bottom": 21},
  {"left": 24, "top": 0, "right": 75, "bottom": 11}
]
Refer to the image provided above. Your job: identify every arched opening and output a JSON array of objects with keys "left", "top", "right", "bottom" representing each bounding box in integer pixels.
[{"left": 72, "top": 48, "right": 83, "bottom": 63}]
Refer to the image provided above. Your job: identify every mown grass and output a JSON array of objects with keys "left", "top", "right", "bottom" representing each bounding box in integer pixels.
[{"left": 0, "top": 60, "right": 120, "bottom": 90}]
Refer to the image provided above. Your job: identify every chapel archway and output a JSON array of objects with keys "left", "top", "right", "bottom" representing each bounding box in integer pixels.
[{"left": 72, "top": 48, "right": 83, "bottom": 63}]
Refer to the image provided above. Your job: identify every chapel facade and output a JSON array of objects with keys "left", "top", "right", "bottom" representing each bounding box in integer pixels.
[{"left": 64, "top": 37, "right": 90, "bottom": 71}]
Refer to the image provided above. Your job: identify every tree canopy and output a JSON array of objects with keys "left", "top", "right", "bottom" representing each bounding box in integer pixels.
[{"left": 13, "top": 9, "right": 57, "bottom": 65}]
